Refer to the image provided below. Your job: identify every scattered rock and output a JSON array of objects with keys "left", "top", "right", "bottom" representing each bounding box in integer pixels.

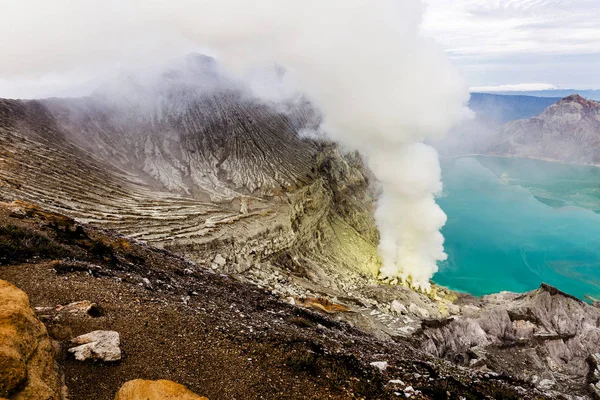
[
  {"left": 588, "top": 354, "right": 600, "bottom": 398},
  {"left": 403, "top": 385, "right": 421, "bottom": 398},
  {"left": 421, "top": 317, "right": 454, "bottom": 329},
  {"left": 391, "top": 300, "right": 407, "bottom": 315},
  {"left": 240, "top": 198, "right": 248, "bottom": 215},
  {"left": 68, "top": 330, "right": 121, "bottom": 362},
  {"left": 213, "top": 254, "right": 226, "bottom": 268},
  {"left": 389, "top": 379, "right": 405, "bottom": 385},
  {"left": 588, "top": 354, "right": 600, "bottom": 382},
  {"left": 0, "top": 279, "right": 62, "bottom": 399},
  {"left": 370, "top": 361, "right": 389, "bottom": 371},
  {"left": 408, "top": 303, "right": 430, "bottom": 318},
  {"left": 35, "top": 300, "right": 102, "bottom": 321},
  {"left": 537, "top": 379, "right": 555, "bottom": 390},
  {"left": 590, "top": 382, "right": 600, "bottom": 399},
  {"left": 447, "top": 304, "right": 460, "bottom": 315},
  {"left": 460, "top": 304, "right": 481, "bottom": 317},
  {"left": 114, "top": 379, "right": 208, "bottom": 400},
  {"left": 467, "top": 346, "right": 488, "bottom": 367},
  {"left": 295, "top": 297, "right": 350, "bottom": 314}
]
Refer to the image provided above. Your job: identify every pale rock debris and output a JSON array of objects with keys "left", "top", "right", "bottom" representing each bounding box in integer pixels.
[{"left": 68, "top": 330, "right": 122, "bottom": 362}]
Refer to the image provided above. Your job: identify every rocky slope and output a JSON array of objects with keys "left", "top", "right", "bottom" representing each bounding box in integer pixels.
[
  {"left": 2, "top": 54, "right": 600, "bottom": 398},
  {"left": 0, "top": 54, "right": 391, "bottom": 337},
  {"left": 487, "top": 94, "right": 600, "bottom": 164},
  {"left": 418, "top": 284, "right": 600, "bottom": 398},
  {"left": 0, "top": 201, "right": 540, "bottom": 399},
  {"left": 431, "top": 94, "right": 561, "bottom": 157},
  {"left": 0, "top": 54, "right": 379, "bottom": 286}
]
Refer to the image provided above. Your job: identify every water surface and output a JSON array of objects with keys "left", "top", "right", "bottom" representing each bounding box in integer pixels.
[{"left": 434, "top": 156, "right": 600, "bottom": 300}]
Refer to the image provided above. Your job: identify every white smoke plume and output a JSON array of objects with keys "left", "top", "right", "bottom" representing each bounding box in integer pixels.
[{"left": 0, "top": 0, "right": 469, "bottom": 289}]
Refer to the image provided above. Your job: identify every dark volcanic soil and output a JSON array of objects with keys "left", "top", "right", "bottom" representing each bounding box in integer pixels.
[{"left": 0, "top": 202, "right": 543, "bottom": 399}]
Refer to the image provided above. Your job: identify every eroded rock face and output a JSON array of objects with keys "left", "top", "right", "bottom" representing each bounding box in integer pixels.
[
  {"left": 417, "top": 284, "right": 600, "bottom": 397},
  {"left": 0, "top": 280, "right": 62, "bottom": 400},
  {"left": 0, "top": 54, "right": 380, "bottom": 324},
  {"left": 587, "top": 354, "right": 600, "bottom": 398},
  {"left": 114, "top": 379, "right": 208, "bottom": 400}
]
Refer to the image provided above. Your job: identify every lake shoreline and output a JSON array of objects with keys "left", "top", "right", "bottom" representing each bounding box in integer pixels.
[{"left": 440, "top": 152, "right": 600, "bottom": 169}]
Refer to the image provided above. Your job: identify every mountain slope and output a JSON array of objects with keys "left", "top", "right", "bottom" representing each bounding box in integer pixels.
[
  {"left": 487, "top": 94, "right": 600, "bottom": 164},
  {"left": 3, "top": 55, "right": 600, "bottom": 399},
  {"left": 0, "top": 54, "right": 384, "bottom": 328},
  {"left": 432, "top": 93, "right": 561, "bottom": 157},
  {"left": 0, "top": 201, "right": 549, "bottom": 400},
  {"left": 1, "top": 55, "right": 320, "bottom": 202}
]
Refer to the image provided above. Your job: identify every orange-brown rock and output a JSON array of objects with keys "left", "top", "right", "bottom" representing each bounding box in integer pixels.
[
  {"left": 0, "top": 280, "right": 62, "bottom": 400},
  {"left": 114, "top": 379, "right": 208, "bottom": 400},
  {"left": 297, "top": 297, "right": 350, "bottom": 314}
]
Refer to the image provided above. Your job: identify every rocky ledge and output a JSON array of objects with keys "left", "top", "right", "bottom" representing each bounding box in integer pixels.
[{"left": 418, "top": 283, "right": 600, "bottom": 398}]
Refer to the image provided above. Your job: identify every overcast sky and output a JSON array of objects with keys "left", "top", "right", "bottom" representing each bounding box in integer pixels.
[
  {"left": 422, "top": 0, "right": 600, "bottom": 90},
  {"left": 0, "top": 0, "right": 598, "bottom": 98}
]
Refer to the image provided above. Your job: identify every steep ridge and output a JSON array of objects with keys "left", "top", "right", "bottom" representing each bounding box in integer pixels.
[
  {"left": 0, "top": 55, "right": 322, "bottom": 247},
  {"left": 1, "top": 55, "right": 319, "bottom": 201},
  {"left": 488, "top": 94, "right": 600, "bottom": 164}
]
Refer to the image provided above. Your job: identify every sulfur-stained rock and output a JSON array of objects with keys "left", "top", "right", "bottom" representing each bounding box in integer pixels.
[
  {"left": 114, "top": 379, "right": 208, "bottom": 400},
  {"left": 0, "top": 280, "right": 62, "bottom": 400}
]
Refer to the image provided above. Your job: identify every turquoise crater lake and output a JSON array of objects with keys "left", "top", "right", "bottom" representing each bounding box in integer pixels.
[{"left": 433, "top": 156, "right": 600, "bottom": 300}]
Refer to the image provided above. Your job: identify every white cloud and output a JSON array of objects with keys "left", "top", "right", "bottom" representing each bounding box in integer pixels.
[
  {"left": 470, "top": 83, "right": 559, "bottom": 92},
  {"left": 422, "top": 0, "right": 600, "bottom": 88},
  {"left": 423, "top": 0, "right": 600, "bottom": 57},
  {"left": 0, "top": 0, "right": 470, "bottom": 290}
]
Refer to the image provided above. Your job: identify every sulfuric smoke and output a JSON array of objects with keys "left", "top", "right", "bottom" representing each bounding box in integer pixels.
[
  {"left": 156, "top": 0, "right": 470, "bottom": 290},
  {"left": 0, "top": 0, "right": 469, "bottom": 290}
]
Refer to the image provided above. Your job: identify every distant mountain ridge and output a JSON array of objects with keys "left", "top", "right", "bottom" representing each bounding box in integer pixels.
[
  {"left": 487, "top": 94, "right": 600, "bottom": 164},
  {"left": 469, "top": 93, "right": 561, "bottom": 124},
  {"left": 482, "top": 89, "right": 600, "bottom": 101},
  {"left": 432, "top": 93, "right": 561, "bottom": 156}
]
